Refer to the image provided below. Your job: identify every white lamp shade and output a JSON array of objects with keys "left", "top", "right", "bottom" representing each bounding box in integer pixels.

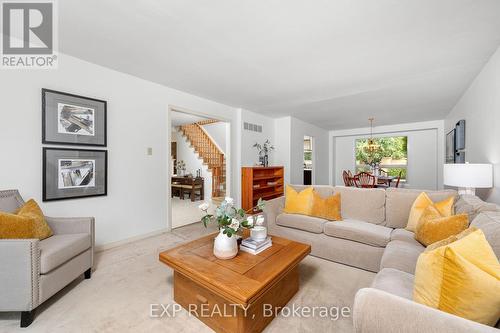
[{"left": 443, "top": 163, "right": 493, "bottom": 188}]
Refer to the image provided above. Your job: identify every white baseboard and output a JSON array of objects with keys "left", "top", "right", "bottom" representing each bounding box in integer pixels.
[{"left": 95, "top": 228, "right": 170, "bottom": 252}]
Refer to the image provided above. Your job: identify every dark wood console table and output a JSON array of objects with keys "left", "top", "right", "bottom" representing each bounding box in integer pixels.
[{"left": 171, "top": 176, "right": 204, "bottom": 202}]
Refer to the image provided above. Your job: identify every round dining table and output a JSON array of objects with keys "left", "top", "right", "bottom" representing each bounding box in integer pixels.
[{"left": 376, "top": 175, "right": 397, "bottom": 187}]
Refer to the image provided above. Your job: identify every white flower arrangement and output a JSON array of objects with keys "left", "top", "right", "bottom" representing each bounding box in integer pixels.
[
  {"left": 246, "top": 216, "right": 254, "bottom": 227},
  {"left": 198, "top": 202, "right": 210, "bottom": 211},
  {"left": 229, "top": 218, "right": 240, "bottom": 230},
  {"left": 255, "top": 215, "right": 265, "bottom": 226},
  {"left": 199, "top": 197, "right": 266, "bottom": 238}
]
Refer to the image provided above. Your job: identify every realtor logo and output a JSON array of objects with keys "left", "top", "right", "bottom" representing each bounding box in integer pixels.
[{"left": 1, "top": 1, "right": 58, "bottom": 68}]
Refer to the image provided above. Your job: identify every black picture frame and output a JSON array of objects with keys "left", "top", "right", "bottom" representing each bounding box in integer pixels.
[
  {"left": 42, "top": 88, "right": 107, "bottom": 147},
  {"left": 43, "top": 147, "right": 108, "bottom": 201}
]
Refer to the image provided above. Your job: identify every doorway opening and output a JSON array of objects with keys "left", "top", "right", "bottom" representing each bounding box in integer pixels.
[
  {"left": 303, "top": 136, "right": 313, "bottom": 185},
  {"left": 169, "top": 108, "right": 230, "bottom": 229}
]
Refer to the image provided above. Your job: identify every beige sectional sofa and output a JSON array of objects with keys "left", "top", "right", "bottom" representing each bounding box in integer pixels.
[{"left": 263, "top": 185, "right": 500, "bottom": 333}]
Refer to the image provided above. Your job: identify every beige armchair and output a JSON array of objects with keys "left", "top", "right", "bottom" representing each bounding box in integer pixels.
[{"left": 0, "top": 190, "right": 95, "bottom": 327}]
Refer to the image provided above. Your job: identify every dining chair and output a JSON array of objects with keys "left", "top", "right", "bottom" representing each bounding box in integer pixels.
[
  {"left": 347, "top": 170, "right": 355, "bottom": 186},
  {"left": 180, "top": 184, "right": 203, "bottom": 201},
  {"left": 377, "top": 168, "right": 388, "bottom": 185},
  {"left": 342, "top": 171, "right": 352, "bottom": 187},
  {"left": 180, "top": 177, "right": 204, "bottom": 201},
  {"left": 394, "top": 170, "right": 403, "bottom": 188},
  {"left": 171, "top": 181, "right": 183, "bottom": 198},
  {"left": 354, "top": 172, "right": 376, "bottom": 188}
]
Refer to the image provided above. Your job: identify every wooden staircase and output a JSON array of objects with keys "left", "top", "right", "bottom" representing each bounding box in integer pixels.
[{"left": 178, "top": 121, "right": 226, "bottom": 199}]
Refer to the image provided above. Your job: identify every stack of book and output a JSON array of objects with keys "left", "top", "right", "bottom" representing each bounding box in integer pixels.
[{"left": 240, "top": 237, "right": 272, "bottom": 255}]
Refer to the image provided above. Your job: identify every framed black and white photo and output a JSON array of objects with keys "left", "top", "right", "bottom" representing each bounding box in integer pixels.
[
  {"left": 42, "top": 89, "right": 107, "bottom": 146},
  {"left": 43, "top": 148, "right": 107, "bottom": 201}
]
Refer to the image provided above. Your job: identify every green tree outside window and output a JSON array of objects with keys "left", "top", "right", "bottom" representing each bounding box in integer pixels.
[{"left": 355, "top": 136, "right": 408, "bottom": 180}]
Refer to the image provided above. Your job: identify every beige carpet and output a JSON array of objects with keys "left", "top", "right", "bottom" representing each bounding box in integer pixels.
[
  {"left": 171, "top": 197, "right": 216, "bottom": 228},
  {"left": 0, "top": 223, "right": 375, "bottom": 333}
]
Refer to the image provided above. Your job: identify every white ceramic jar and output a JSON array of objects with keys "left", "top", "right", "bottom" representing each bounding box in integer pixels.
[
  {"left": 250, "top": 226, "right": 267, "bottom": 241},
  {"left": 213, "top": 229, "right": 238, "bottom": 259}
]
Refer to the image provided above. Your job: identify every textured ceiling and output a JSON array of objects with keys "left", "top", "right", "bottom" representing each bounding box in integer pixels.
[{"left": 60, "top": 0, "right": 500, "bottom": 129}]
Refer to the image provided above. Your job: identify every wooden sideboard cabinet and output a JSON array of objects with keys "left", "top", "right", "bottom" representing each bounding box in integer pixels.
[{"left": 241, "top": 166, "right": 284, "bottom": 212}]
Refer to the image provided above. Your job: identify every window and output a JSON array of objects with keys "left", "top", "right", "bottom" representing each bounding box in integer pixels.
[
  {"left": 355, "top": 136, "right": 408, "bottom": 181},
  {"left": 303, "top": 136, "right": 313, "bottom": 169},
  {"left": 303, "top": 136, "right": 313, "bottom": 185}
]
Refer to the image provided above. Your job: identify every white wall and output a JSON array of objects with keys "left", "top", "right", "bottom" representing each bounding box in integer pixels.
[
  {"left": 290, "top": 117, "right": 329, "bottom": 185},
  {"left": 445, "top": 46, "right": 500, "bottom": 204},
  {"left": 202, "top": 122, "right": 228, "bottom": 154},
  {"left": 273, "top": 116, "right": 329, "bottom": 185},
  {"left": 240, "top": 109, "right": 276, "bottom": 167},
  {"left": 330, "top": 120, "right": 445, "bottom": 190},
  {"left": 0, "top": 53, "right": 242, "bottom": 247},
  {"left": 273, "top": 117, "right": 292, "bottom": 182},
  {"left": 172, "top": 128, "right": 212, "bottom": 200}
]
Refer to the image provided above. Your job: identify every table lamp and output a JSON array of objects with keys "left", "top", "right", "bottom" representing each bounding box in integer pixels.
[{"left": 443, "top": 163, "right": 493, "bottom": 195}]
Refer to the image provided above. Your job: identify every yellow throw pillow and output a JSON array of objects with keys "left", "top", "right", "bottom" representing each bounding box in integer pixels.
[
  {"left": 406, "top": 192, "right": 454, "bottom": 232},
  {"left": 0, "top": 211, "right": 35, "bottom": 239},
  {"left": 283, "top": 185, "right": 314, "bottom": 216},
  {"left": 425, "top": 227, "right": 478, "bottom": 252},
  {"left": 414, "top": 229, "right": 500, "bottom": 326},
  {"left": 0, "top": 199, "right": 52, "bottom": 240},
  {"left": 17, "top": 199, "right": 53, "bottom": 240},
  {"left": 311, "top": 191, "right": 342, "bottom": 221},
  {"left": 415, "top": 205, "right": 468, "bottom": 246}
]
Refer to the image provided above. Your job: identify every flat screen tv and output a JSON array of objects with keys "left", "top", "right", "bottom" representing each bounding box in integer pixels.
[
  {"left": 446, "top": 129, "right": 455, "bottom": 163},
  {"left": 455, "top": 119, "right": 466, "bottom": 151}
]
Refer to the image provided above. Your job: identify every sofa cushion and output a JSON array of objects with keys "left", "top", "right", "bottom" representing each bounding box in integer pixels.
[
  {"left": 371, "top": 268, "right": 415, "bottom": 300},
  {"left": 333, "top": 186, "right": 386, "bottom": 225},
  {"left": 40, "top": 233, "right": 91, "bottom": 274},
  {"left": 380, "top": 240, "right": 425, "bottom": 274},
  {"left": 324, "top": 220, "right": 392, "bottom": 247},
  {"left": 390, "top": 228, "right": 421, "bottom": 246},
  {"left": 385, "top": 188, "right": 458, "bottom": 228},
  {"left": 271, "top": 223, "right": 385, "bottom": 272},
  {"left": 456, "top": 195, "right": 498, "bottom": 221},
  {"left": 471, "top": 211, "right": 500, "bottom": 258},
  {"left": 276, "top": 213, "right": 327, "bottom": 234}
]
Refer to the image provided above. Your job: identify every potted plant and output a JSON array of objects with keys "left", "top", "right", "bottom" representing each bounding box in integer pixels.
[
  {"left": 253, "top": 140, "right": 274, "bottom": 167},
  {"left": 199, "top": 197, "right": 265, "bottom": 259}
]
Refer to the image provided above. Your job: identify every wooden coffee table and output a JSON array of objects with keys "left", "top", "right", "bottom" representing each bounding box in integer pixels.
[{"left": 159, "top": 233, "right": 311, "bottom": 333}]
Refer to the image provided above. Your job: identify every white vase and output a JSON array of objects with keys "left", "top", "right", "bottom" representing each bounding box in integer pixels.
[{"left": 213, "top": 229, "right": 238, "bottom": 260}]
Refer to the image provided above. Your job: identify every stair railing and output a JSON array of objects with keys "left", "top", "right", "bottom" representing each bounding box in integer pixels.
[{"left": 178, "top": 122, "right": 226, "bottom": 198}]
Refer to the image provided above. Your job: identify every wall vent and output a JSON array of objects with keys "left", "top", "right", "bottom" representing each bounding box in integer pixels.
[{"left": 244, "top": 122, "right": 262, "bottom": 133}]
